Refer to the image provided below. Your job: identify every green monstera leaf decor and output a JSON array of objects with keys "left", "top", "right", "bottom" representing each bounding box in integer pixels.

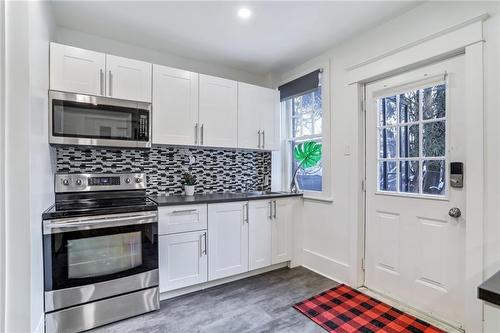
[{"left": 291, "top": 141, "right": 322, "bottom": 192}]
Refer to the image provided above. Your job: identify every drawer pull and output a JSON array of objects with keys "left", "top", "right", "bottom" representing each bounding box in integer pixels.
[{"left": 170, "top": 209, "right": 197, "bottom": 214}]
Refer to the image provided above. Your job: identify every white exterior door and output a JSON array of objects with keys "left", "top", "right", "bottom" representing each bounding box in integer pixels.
[
  {"left": 159, "top": 231, "right": 208, "bottom": 292},
  {"left": 153, "top": 65, "right": 199, "bottom": 145},
  {"left": 365, "top": 56, "right": 465, "bottom": 326},
  {"left": 105, "top": 54, "right": 152, "bottom": 102},
  {"left": 272, "top": 198, "right": 293, "bottom": 264},
  {"left": 249, "top": 200, "right": 272, "bottom": 270},
  {"left": 199, "top": 74, "right": 238, "bottom": 148},
  {"left": 50, "top": 43, "right": 105, "bottom": 96},
  {"left": 208, "top": 202, "right": 249, "bottom": 280}
]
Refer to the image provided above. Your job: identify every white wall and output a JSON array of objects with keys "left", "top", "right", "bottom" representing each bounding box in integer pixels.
[
  {"left": 4, "top": 1, "right": 54, "bottom": 332},
  {"left": 55, "top": 27, "right": 271, "bottom": 88},
  {"left": 272, "top": 1, "right": 500, "bottom": 330}
]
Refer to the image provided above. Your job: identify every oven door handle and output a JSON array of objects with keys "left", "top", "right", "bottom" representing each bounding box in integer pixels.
[{"left": 43, "top": 212, "right": 157, "bottom": 234}]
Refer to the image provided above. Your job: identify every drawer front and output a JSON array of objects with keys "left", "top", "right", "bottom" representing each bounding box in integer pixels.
[{"left": 158, "top": 204, "right": 207, "bottom": 234}]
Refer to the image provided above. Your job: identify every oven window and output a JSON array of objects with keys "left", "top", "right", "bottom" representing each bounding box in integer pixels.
[
  {"left": 68, "top": 232, "right": 142, "bottom": 279},
  {"left": 52, "top": 100, "right": 149, "bottom": 141}
]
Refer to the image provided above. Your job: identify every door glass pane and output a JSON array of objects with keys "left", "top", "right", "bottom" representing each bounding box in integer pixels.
[
  {"left": 400, "top": 125, "right": 419, "bottom": 158},
  {"left": 379, "top": 161, "right": 397, "bottom": 191},
  {"left": 67, "top": 232, "right": 142, "bottom": 279},
  {"left": 423, "top": 84, "right": 446, "bottom": 120},
  {"left": 422, "top": 160, "right": 446, "bottom": 195},
  {"left": 400, "top": 160, "right": 419, "bottom": 193},
  {"left": 423, "top": 121, "right": 446, "bottom": 157},
  {"left": 379, "top": 127, "right": 397, "bottom": 158},
  {"left": 399, "top": 90, "right": 419, "bottom": 123},
  {"left": 379, "top": 96, "right": 397, "bottom": 126}
]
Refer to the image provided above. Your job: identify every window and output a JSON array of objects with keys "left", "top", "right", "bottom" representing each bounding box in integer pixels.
[
  {"left": 280, "top": 69, "right": 323, "bottom": 192},
  {"left": 377, "top": 82, "right": 447, "bottom": 196}
]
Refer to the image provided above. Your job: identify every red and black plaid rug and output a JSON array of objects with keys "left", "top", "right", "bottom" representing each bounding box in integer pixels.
[{"left": 293, "top": 284, "right": 445, "bottom": 333}]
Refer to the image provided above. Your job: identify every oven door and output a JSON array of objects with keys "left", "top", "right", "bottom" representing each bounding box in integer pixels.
[
  {"left": 43, "top": 211, "right": 158, "bottom": 310},
  {"left": 49, "top": 91, "right": 151, "bottom": 148}
]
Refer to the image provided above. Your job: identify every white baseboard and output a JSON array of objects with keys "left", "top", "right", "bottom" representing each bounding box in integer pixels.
[
  {"left": 302, "top": 248, "right": 349, "bottom": 284},
  {"left": 160, "top": 262, "right": 289, "bottom": 301}
]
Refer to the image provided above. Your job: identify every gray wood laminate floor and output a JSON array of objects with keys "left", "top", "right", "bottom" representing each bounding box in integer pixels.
[{"left": 92, "top": 267, "right": 338, "bottom": 333}]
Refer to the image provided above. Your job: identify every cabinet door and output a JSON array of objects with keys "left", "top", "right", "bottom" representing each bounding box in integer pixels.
[
  {"left": 159, "top": 231, "right": 208, "bottom": 292},
  {"left": 260, "top": 88, "right": 279, "bottom": 150},
  {"left": 50, "top": 43, "right": 105, "bottom": 96},
  {"left": 208, "top": 202, "right": 249, "bottom": 280},
  {"left": 158, "top": 204, "right": 207, "bottom": 235},
  {"left": 237, "top": 82, "right": 265, "bottom": 150},
  {"left": 199, "top": 74, "right": 238, "bottom": 148},
  {"left": 106, "top": 54, "right": 152, "bottom": 102},
  {"left": 153, "top": 65, "right": 199, "bottom": 145},
  {"left": 272, "top": 199, "right": 293, "bottom": 264},
  {"left": 249, "top": 200, "right": 272, "bottom": 270}
]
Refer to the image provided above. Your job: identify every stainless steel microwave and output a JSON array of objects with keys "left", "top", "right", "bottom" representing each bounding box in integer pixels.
[{"left": 49, "top": 91, "right": 151, "bottom": 148}]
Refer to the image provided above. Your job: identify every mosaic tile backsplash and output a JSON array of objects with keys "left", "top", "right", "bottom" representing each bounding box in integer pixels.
[{"left": 55, "top": 146, "right": 272, "bottom": 195}]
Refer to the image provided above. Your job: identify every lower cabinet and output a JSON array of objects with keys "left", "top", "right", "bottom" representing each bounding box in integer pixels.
[
  {"left": 208, "top": 202, "right": 249, "bottom": 280},
  {"left": 272, "top": 199, "right": 293, "bottom": 264},
  {"left": 249, "top": 200, "right": 272, "bottom": 270},
  {"left": 159, "top": 230, "right": 208, "bottom": 293}
]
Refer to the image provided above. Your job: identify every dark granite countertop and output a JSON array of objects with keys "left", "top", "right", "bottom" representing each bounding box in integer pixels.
[
  {"left": 149, "top": 191, "right": 303, "bottom": 206},
  {"left": 479, "top": 270, "right": 500, "bottom": 306}
]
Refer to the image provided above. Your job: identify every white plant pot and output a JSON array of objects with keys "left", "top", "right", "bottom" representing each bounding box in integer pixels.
[{"left": 184, "top": 185, "right": 195, "bottom": 196}]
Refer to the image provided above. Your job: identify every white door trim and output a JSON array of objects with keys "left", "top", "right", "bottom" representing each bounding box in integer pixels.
[{"left": 349, "top": 18, "right": 487, "bottom": 333}]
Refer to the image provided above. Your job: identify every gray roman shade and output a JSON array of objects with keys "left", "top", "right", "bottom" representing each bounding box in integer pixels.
[{"left": 278, "top": 69, "right": 322, "bottom": 101}]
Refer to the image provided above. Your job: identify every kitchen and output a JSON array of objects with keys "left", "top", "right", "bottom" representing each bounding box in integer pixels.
[{"left": 3, "top": 1, "right": 500, "bottom": 333}]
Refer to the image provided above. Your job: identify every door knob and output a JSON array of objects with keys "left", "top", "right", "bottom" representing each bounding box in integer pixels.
[{"left": 448, "top": 207, "right": 461, "bottom": 218}]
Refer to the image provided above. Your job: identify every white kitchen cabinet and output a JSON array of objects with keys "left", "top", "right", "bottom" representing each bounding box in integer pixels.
[
  {"left": 106, "top": 54, "right": 152, "bottom": 102},
  {"left": 237, "top": 82, "right": 279, "bottom": 150},
  {"left": 158, "top": 204, "right": 207, "bottom": 235},
  {"left": 159, "top": 230, "right": 208, "bottom": 292},
  {"left": 153, "top": 65, "right": 199, "bottom": 145},
  {"left": 272, "top": 198, "right": 293, "bottom": 264},
  {"left": 50, "top": 43, "right": 105, "bottom": 96},
  {"left": 248, "top": 200, "right": 272, "bottom": 270},
  {"left": 208, "top": 202, "right": 249, "bottom": 280},
  {"left": 199, "top": 74, "right": 238, "bottom": 148}
]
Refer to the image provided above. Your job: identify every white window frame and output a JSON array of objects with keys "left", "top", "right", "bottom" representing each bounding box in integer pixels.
[
  {"left": 280, "top": 63, "right": 331, "bottom": 201},
  {"left": 375, "top": 75, "right": 449, "bottom": 200}
]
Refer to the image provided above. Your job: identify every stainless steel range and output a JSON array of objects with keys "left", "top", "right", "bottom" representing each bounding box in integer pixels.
[{"left": 43, "top": 173, "right": 159, "bottom": 333}]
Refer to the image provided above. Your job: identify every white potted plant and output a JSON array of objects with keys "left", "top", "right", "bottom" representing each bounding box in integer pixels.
[{"left": 182, "top": 170, "right": 197, "bottom": 196}]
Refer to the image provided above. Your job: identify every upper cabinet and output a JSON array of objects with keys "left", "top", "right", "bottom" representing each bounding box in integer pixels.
[
  {"left": 50, "top": 43, "right": 105, "bottom": 96},
  {"left": 153, "top": 65, "right": 199, "bottom": 145},
  {"left": 50, "top": 43, "right": 152, "bottom": 102},
  {"left": 106, "top": 55, "right": 152, "bottom": 102},
  {"left": 238, "top": 82, "right": 279, "bottom": 150},
  {"left": 199, "top": 74, "right": 238, "bottom": 148}
]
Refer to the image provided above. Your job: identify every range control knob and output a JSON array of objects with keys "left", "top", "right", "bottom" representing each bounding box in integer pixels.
[
  {"left": 125, "top": 178, "right": 131, "bottom": 184},
  {"left": 135, "top": 177, "right": 143, "bottom": 184},
  {"left": 75, "top": 179, "right": 83, "bottom": 186},
  {"left": 62, "top": 179, "right": 70, "bottom": 186}
]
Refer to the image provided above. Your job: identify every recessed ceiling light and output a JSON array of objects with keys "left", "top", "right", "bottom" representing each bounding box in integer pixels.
[{"left": 238, "top": 7, "right": 252, "bottom": 19}]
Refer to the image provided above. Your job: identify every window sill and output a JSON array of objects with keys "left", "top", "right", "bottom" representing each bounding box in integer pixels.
[{"left": 303, "top": 195, "right": 333, "bottom": 203}]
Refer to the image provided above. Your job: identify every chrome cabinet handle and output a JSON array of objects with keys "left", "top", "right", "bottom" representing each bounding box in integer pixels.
[
  {"left": 258, "top": 130, "right": 261, "bottom": 149},
  {"left": 108, "top": 70, "right": 112, "bottom": 96},
  {"left": 269, "top": 201, "right": 273, "bottom": 219},
  {"left": 99, "top": 69, "right": 104, "bottom": 95},
  {"left": 200, "top": 232, "right": 207, "bottom": 256},
  {"left": 171, "top": 208, "right": 197, "bottom": 214},
  {"left": 273, "top": 200, "right": 277, "bottom": 219},
  {"left": 195, "top": 123, "right": 199, "bottom": 144},
  {"left": 200, "top": 124, "right": 204, "bottom": 145},
  {"left": 262, "top": 130, "right": 265, "bottom": 149},
  {"left": 203, "top": 232, "right": 207, "bottom": 255},
  {"left": 243, "top": 203, "right": 249, "bottom": 223},
  {"left": 449, "top": 207, "right": 461, "bottom": 218}
]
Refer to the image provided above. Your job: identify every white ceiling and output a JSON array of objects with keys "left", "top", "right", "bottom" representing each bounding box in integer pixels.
[{"left": 51, "top": 1, "right": 422, "bottom": 75}]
